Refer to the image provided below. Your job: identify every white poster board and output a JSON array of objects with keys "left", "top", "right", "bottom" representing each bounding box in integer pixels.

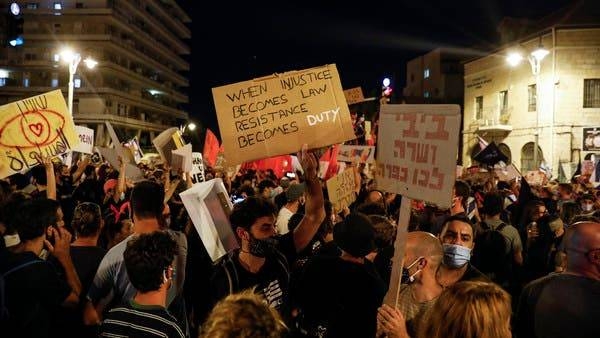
[
  {"left": 190, "top": 152, "right": 206, "bottom": 184},
  {"left": 171, "top": 143, "right": 192, "bottom": 173},
  {"left": 376, "top": 104, "right": 461, "bottom": 209},
  {"left": 73, "top": 126, "right": 94, "bottom": 154},
  {"left": 180, "top": 178, "right": 239, "bottom": 262}
]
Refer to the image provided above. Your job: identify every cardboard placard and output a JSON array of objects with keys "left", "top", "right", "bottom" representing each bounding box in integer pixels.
[
  {"left": 376, "top": 105, "right": 461, "bottom": 209},
  {"left": 211, "top": 64, "right": 355, "bottom": 165},
  {"left": 179, "top": 178, "right": 239, "bottom": 262},
  {"left": 524, "top": 170, "right": 547, "bottom": 186},
  {"left": 125, "top": 137, "right": 144, "bottom": 164},
  {"left": 343, "top": 86, "right": 365, "bottom": 105},
  {"left": 0, "top": 90, "right": 78, "bottom": 178},
  {"left": 97, "top": 146, "right": 144, "bottom": 180},
  {"left": 325, "top": 168, "right": 356, "bottom": 211},
  {"left": 73, "top": 126, "right": 94, "bottom": 154},
  {"left": 152, "top": 127, "right": 185, "bottom": 166},
  {"left": 190, "top": 152, "right": 206, "bottom": 184},
  {"left": 171, "top": 143, "right": 192, "bottom": 173},
  {"left": 337, "top": 145, "right": 375, "bottom": 163}
]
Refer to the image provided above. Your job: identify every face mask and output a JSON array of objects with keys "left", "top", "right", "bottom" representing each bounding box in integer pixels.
[
  {"left": 442, "top": 243, "right": 471, "bottom": 268},
  {"left": 582, "top": 203, "right": 593, "bottom": 212},
  {"left": 247, "top": 233, "right": 278, "bottom": 258},
  {"left": 401, "top": 257, "right": 423, "bottom": 284},
  {"left": 119, "top": 191, "right": 126, "bottom": 201}
]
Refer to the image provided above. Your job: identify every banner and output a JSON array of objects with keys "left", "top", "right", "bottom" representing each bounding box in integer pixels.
[
  {"left": 0, "top": 90, "right": 78, "bottom": 178},
  {"left": 190, "top": 152, "right": 206, "bottom": 184},
  {"left": 179, "top": 178, "right": 238, "bottom": 262},
  {"left": 376, "top": 105, "right": 461, "bottom": 208},
  {"left": 326, "top": 168, "right": 356, "bottom": 211},
  {"left": 73, "top": 126, "right": 94, "bottom": 154},
  {"left": 337, "top": 145, "right": 375, "bottom": 163},
  {"left": 211, "top": 64, "right": 355, "bottom": 165}
]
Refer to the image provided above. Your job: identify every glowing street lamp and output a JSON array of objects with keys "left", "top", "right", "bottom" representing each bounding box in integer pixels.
[{"left": 59, "top": 48, "right": 98, "bottom": 116}]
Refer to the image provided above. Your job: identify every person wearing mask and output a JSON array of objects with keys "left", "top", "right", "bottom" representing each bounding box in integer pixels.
[
  {"left": 578, "top": 193, "right": 596, "bottom": 216},
  {"left": 436, "top": 215, "right": 489, "bottom": 289},
  {"left": 377, "top": 232, "right": 443, "bottom": 338}
]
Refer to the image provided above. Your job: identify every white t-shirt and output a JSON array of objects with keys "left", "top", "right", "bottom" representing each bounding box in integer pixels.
[{"left": 275, "top": 207, "right": 294, "bottom": 234}]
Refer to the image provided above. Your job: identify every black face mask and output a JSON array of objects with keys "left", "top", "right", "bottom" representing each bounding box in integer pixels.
[{"left": 247, "top": 233, "right": 278, "bottom": 258}]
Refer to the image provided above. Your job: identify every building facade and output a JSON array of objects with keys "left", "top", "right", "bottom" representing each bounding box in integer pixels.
[
  {"left": 0, "top": 0, "right": 190, "bottom": 148},
  {"left": 462, "top": 24, "right": 600, "bottom": 180}
]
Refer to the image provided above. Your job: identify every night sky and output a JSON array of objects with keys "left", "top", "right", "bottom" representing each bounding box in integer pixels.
[{"left": 177, "top": 0, "right": 571, "bottom": 141}]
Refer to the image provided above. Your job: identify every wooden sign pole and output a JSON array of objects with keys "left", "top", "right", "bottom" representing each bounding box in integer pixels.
[{"left": 383, "top": 197, "right": 412, "bottom": 308}]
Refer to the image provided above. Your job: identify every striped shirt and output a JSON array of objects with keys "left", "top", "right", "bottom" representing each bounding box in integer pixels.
[{"left": 99, "top": 300, "right": 185, "bottom": 338}]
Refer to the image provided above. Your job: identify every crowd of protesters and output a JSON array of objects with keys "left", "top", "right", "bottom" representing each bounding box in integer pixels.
[{"left": 0, "top": 142, "right": 599, "bottom": 338}]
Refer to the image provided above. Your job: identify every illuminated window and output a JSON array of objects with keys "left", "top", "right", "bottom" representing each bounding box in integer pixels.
[
  {"left": 528, "top": 84, "right": 536, "bottom": 112},
  {"left": 54, "top": 2, "right": 62, "bottom": 10},
  {"left": 424, "top": 68, "right": 430, "bottom": 79},
  {"left": 475, "top": 96, "right": 483, "bottom": 120},
  {"left": 74, "top": 76, "right": 81, "bottom": 88},
  {"left": 499, "top": 90, "right": 508, "bottom": 114}
]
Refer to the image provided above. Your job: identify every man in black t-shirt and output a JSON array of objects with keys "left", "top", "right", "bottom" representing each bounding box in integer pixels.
[{"left": 209, "top": 146, "right": 325, "bottom": 321}]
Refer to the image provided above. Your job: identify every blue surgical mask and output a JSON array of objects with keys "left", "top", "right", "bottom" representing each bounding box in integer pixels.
[
  {"left": 401, "top": 256, "right": 423, "bottom": 284},
  {"left": 442, "top": 243, "right": 471, "bottom": 268}
]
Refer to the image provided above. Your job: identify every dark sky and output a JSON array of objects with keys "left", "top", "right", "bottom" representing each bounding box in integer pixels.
[{"left": 177, "top": 0, "right": 571, "bottom": 140}]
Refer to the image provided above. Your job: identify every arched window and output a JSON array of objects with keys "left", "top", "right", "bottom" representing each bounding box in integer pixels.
[{"left": 521, "top": 142, "right": 543, "bottom": 172}]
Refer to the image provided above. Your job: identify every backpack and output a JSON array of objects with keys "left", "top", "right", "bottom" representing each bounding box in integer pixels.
[
  {"left": 1, "top": 259, "right": 43, "bottom": 322},
  {"left": 472, "top": 222, "right": 513, "bottom": 286}
]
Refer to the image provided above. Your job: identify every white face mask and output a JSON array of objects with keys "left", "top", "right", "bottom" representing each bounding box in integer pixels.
[{"left": 582, "top": 203, "right": 594, "bottom": 212}]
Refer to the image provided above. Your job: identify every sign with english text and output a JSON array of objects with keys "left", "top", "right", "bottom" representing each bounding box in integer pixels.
[
  {"left": 326, "top": 168, "right": 356, "bottom": 211},
  {"left": 0, "top": 90, "right": 78, "bottom": 178},
  {"left": 376, "top": 105, "right": 461, "bottom": 208},
  {"left": 73, "top": 126, "right": 94, "bottom": 154},
  {"left": 211, "top": 64, "right": 355, "bottom": 165},
  {"left": 190, "top": 152, "right": 206, "bottom": 184}
]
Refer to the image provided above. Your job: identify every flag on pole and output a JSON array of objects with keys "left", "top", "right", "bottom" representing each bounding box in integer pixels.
[{"left": 203, "top": 129, "right": 220, "bottom": 167}]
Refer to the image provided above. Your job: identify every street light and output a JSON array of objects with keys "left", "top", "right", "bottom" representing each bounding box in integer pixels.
[
  {"left": 180, "top": 122, "right": 196, "bottom": 134},
  {"left": 507, "top": 43, "right": 549, "bottom": 170},
  {"left": 59, "top": 48, "right": 97, "bottom": 116}
]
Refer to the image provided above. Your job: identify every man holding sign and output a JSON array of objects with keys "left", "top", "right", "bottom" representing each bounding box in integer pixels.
[{"left": 207, "top": 144, "right": 325, "bottom": 323}]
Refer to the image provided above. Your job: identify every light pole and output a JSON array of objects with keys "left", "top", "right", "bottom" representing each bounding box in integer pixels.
[
  {"left": 59, "top": 48, "right": 97, "bottom": 116},
  {"left": 179, "top": 122, "right": 196, "bottom": 134},
  {"left": 507, "top": 44, "right": 549, "bottom": 170}
]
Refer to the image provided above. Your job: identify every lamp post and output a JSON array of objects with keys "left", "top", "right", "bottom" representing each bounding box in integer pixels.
[
  {"left": 59, "top": 48, "right": 97, "bottom": 116},
  {"left": 179, "top": 122, "right": 196, "bottom": 134},
  {"left": 507, "top": 44, "right": 549, "bottom": 170}
]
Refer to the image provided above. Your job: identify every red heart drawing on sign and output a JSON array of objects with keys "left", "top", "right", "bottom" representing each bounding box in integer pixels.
[{"left": 29, "top": 123, "right": 44, "bottom": 137}]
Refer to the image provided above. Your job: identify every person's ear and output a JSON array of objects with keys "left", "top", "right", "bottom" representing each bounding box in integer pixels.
[{"left": 236, "top": 227, "right": 249, "bottom": 241}]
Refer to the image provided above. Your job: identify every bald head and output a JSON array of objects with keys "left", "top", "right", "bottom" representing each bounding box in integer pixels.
[
  {"left": 406, "top": 231, "right": 443, "bottom": 268},
  {"left": 565, "top": 222, "right": 600, "bottom": 276}
]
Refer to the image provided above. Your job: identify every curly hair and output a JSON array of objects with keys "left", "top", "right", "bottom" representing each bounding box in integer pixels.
[
  {"left": 124, "top": 231, "right": 178, "bottom": 293},
  {"left": 71, "top": 202, "right": 102, "bottom": 237},
  {"left": 200, "top": 289, "right": 287, "bottom": 338},
  {"left": 418, "top": 281, "right": 511, "bottom": 338}
]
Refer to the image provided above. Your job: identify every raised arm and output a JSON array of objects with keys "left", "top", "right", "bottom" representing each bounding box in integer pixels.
[
  {"left": 292, "top": 144, "right": 326, "bottom": 252},
  {"left": 43, "top": 156, "right": 57, "bottom": 200}
]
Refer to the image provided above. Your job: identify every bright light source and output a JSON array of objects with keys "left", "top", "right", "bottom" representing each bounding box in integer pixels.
[
  {"left": 83, "top": 57, "right": 98, "bottom": 69},
  {"left": 0, "top": 69, "right": 9, "bottom": 78},
  {"left": 60, "top": 49, "right": 77, "bottom": 63},
  {"left": 531, "top": 46, "right": 549, "bottom": 62},
  {"left": 54, "top": 2, "right": 62, "bottom": 10},
  {"left": 9, "top": 37, "right": 23, "bottom": 47},
  {"left": 506, "top": 52, "right": 523, "bottom": 67},
  {"left": 148, "top": 89, "right": 161, "bottom": 96},
  {"left": 188, "top": 123, "right": 197, "bottom": 131},
  {"left": 382, "top": 77, "right": 391, "bottom": 87}
]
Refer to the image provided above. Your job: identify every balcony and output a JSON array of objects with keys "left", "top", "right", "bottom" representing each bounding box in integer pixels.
[{"left": 472, "top": 106, "right": 513, "bottom": 134}]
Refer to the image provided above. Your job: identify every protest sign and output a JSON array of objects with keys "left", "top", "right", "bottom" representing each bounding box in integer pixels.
[
  {"left": 125, "top": 137, "right": 144, "bottom": 164},
  {"left": 190, "top": 152, "right": 206, "bottom": 184},
  {"left": 337, "top": 145, "right": 375, "bottom": 163},
  {"left": 104, "top": 121, "right": 134, "bottom": 164},
  {"left": 325, "top": 168, "right": 356, "bottom": 211},
  {"left": 0, "top": 90, "right": 78, "bottom": 178},
  {"left": 376, "top": 104, "right": 461, "bottom": 209},
  {"left": 171, "top": 143, "right": 192, "bottom": 172},
  {"left": 73, "top": 126, "right": 94, "bottom": 154},
  {"left": 179, "top": 178, "right": 239, "bottom": 262},
  {"left": 152, "top": 127, "right": 185, "bottom": 166},
  {"left": 524, "top": 170, "right": 547, "bottom": 186},
  {"left": 343, "top": 86, "right": 365, "bottom": 105},
  {"left": 211, "top": 64, "right": 355, "bottom": 165},
  {"left": 97, "top": 146, "right": 143, "bottom": 180}
]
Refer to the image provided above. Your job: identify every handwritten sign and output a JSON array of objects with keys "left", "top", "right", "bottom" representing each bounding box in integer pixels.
[
  {"left": 211, "top": 64, "right": 355, "bottom": 165},
  {"left": 190, "top": 152, "right": 206, "bottom": 183},
  {"left": 343, "top": 86, "right": 365, "bottom": 105},
  {"left": 0, "top": 90, "right": 78, "bottom": 178},
  {"left": 337, "top": 145, "right": 375, "bottom": 163},
  {"left": 326, "top": 168, "right": 356, "bottom": 211},
  {"left": 376, "top": 105, "right": 461, "bottom": 208},
  {"left": 73, "top": 126, "right": 94, "bottom": 154}
]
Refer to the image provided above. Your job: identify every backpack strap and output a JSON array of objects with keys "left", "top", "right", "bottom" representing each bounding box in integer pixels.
[
  {"left": 3, "top": 259, "right": 43, "bottom": 277},
  {"left": 496, "top": 222, "right": 507, "bottom": 232},
  {"left": 220, "top": 252, "right": 239, "bottom": 295}
]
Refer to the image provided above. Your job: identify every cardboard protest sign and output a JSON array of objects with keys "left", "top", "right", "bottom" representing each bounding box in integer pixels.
[
  {"left": 524, "top": 170, "right": 547, "bottom": 186},
  {"left": 171, "top": 143, "right": 192, "bottom": 172},
  {"left": 376, "top": 104, "right": 461, "bottom": 209},
  {"left": 97, "top": 147, "right": 144, "bottom": 180},
  {"left": 343, "top": 86, "right": 365, "bottom": 105},
  {"left": 337, "top": 145, "right": 375, "bottom": 163},
  {"left": 190, "top": 152, "right": 206, "bottom": 183},
  {"left": 153, "top": 127, "right": 185, "bottom": 166},
  {"left": 73, "top": 126, "right": 94, "bottom": 154},
  {"left": 495, "top": 163, "right": 521, "bottom": 182},
  {"left": 104, "top": 122, "right": 134, "bottom": 164},
  {"left": 211, "top": 64, "right": 355, "bottom": 165},
  {"left": 125, "top": 137, "right": 144, "bottom": 164},
  {"left": 0, "top": 90, "right": 78, "bottom": 178},
  {"left": 179, "top": 178, "right": 239, "bottom": 262},
  {"left": 326, "top": 168, "right": 356, "bottom": 211}
]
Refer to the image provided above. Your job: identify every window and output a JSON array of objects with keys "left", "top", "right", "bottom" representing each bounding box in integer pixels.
[
  {"left": 76, "top": 2, "right": 84, "bottom": 8},
  {"left": 54, "top": 2, "right": 62, "bottom": 10},
  {"left": 499, "top": 90, "right": 508, "bottom": 114},
  {"left": 424, "top": 68, "right": 430, "bottom": 79},
  {"left": 583, "top": 79, "right": 600, "bottom": 108},
  {"left": 475, "top": 96, "right": 483, "bottom": 120},
  {"left": 23, "top": 78, "right": 29, "bottom": 87},
  {"left": 27, "top": 3, "right": 39, "bottom": 9},
  {"left": 424, "top": 91, "right": 430, "bottom": 98},
  {"left": 410, "top": 73, "right": 414, "bottom": 82},
  {"left": 0, "top": 78, "right": 6, "bottom": 87},
  {"left": 51, "top": 72, "right": 58, "bottom": 87},
  {"left": 528, "top": 84, "right": 537, "bottom": 112},
  {"left": 53, "top": 53, "right": 60, "bottom": 62},
  {"left": 74, "top": 76, "right": 81, "bottom": 88}
]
